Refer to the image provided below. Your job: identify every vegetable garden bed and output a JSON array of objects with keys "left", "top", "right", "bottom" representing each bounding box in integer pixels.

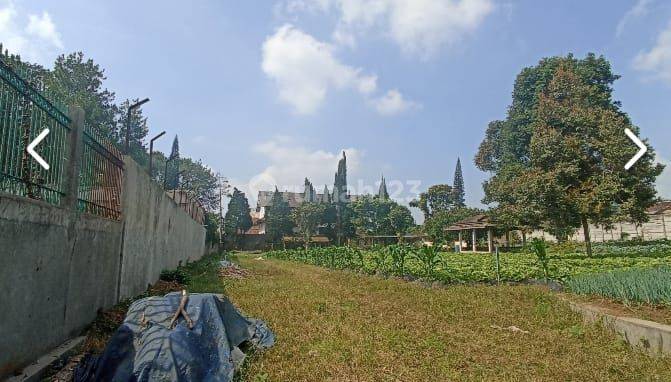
[{"left": 264, "top": 241, "right": 671, "bottom": 284}]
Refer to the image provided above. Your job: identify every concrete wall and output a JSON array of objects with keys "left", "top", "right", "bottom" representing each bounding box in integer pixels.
[
  {"left": 117, "top": 158, "right": 205, "bottom": 299},
  {"left": 528, "top": 212, "right": 670, "bottom": 243},
  {"left": 0, "top": 194, "right": 122, "bottom": 376},
  {"left": 0, "top": 157, "right": 206, "bottom": 377}
]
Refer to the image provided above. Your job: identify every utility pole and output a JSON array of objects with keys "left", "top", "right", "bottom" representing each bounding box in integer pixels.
[
  {"left": 125, "top": 98, "right": 150, "bottom": 154},
  {"left": 148, "top": 130, "right": 166, "bottom": 179}
]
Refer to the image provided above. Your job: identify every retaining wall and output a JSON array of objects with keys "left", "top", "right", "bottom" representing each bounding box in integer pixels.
[
  {"left": 0, "top": 155, "right": 206, "bottom": 377},
  {"left": 0, "top": 194, "right": 122, "bottom": 376},
  {"left": 117, "top": 158, "right": 205, "bottom": 299}
]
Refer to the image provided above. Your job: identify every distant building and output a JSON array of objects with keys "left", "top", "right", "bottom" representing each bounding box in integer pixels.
[
  {"left": 254, "top": 151, "right": 360, "bottom": 218},
  {"left": 248, "top": 151, "right": 368, "bottom": 237},
  {"left": 447, "top": 200, "right": 671, "bottom": 247}
]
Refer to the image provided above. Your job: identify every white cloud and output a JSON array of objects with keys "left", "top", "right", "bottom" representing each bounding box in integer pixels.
[
  {"left": 285, "top": 0, "right": 494, "bottom": 59},
  {"left": 370, "top": 89, "right": 419, "bottom": 115},
  {"left": 241, "top": 137, "right": 361, "bottom": 205},
  {"left": 0, "top": 2, "right": 63, "bottom": 65},
  {"left": 633, "top": 20, "right": 671, "bottom": 83},
  {"left": 281, "top": 0, "right": 331, "bottom": 15},
  {"left": 26, "top": 11, "right": 63, "bottom": 49},
  {"left": 262, "top": 24, "right": 377, "bottom": 114},
  {"left": 387, "top": 0, "right": 493, "bottom": 58},
  {"left": 262, "top": 24, "right": 417, "bottom": 115},
  {"left": 616, "top": 0, "right": 651, "bottom": 38}
]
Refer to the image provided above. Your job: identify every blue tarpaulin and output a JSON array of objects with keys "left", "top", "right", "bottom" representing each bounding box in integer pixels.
[{"left": 74, "top": 292, "right": 274, "bottom": 382}]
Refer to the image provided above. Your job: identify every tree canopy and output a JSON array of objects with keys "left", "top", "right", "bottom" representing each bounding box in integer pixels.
[
  {"left": 292, "top": 202, "right": 327, "bottom": 249},
  {"left": 165, "top": 135, "right": 181, "bottom": 189},
  {"left": 351, "top": 196, "right": 415, "bottom": 238},
  {"left": 265, "top": 188, "right": 294, "bottom": 244},
  {"left": 4, "top": 49, "right": 222, "bottom": 213},
  {"left": 475, "top": 53, "right": 664, "bottom": 253},
  {"left": 452, "top": 158, "right": 465, "bottom": 207},
  {"left": 410, "top": 184, "right": 456, "bottom": 221},
  {"left": 224, "top": 188, "right": 252, "bottom": 239}
]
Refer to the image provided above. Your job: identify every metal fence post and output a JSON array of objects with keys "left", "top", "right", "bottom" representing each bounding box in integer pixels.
[
  {"left": 63, "top": 106, "right": 85, "bottom": 211},
  {"left": 495, "top": 245, "right": 501, "bottom": 284}
]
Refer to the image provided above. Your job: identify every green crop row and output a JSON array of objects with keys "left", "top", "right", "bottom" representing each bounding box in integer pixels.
[
  {"left": 564, "top": 267, "right": 671, "bottom": 305},
  {"left": 263, "top": 243, "right": 671, "bottom": 285}
]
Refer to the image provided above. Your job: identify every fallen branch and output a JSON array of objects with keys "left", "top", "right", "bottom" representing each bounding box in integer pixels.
[{"left": 169, "top": 290, "right": 194, "bottom": 329}]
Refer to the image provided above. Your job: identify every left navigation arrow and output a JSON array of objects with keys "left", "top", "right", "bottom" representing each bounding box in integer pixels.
[{"left": 27, "top": 128, "right": 50, "bottom": 170}]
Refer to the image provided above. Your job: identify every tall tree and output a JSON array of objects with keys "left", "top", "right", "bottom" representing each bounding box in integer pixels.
[
  {"left": 170, "top": 135, "right": 180, "bottom": 160},
  {"left": 116, "top": 98, "right": 149, "bottom": 165},
  {"left": 165, "top": 135, "right": 180, "bottom": 189},
  {"left": 475, "top": 53, "right": 664, "bottom": 251},
  {"left": 224, "top": 188, "right": 252, "bottom": 245},
  {"left": 332, "top": 151, "right": 348, "bottom": 203},
  {"left": 452, "top": 158, "right": 465, "bottom": 207},
  {"left": 410, "top": 184, "right": 455, "bottom": 221},
  {"left": 332, "top": 151, "right": 349, "bottom": 244},
  {"left": 47, "top": 52, "right": 117, "bottom": 139},
  {"left": 351, "top": 196, "right": 414, "bottom": 240},
  {"left": 265, "top": 188, "right": 294, "bottom": 245},
  {"left": 292, "top": 202, "right": 327, "bottom": 249},
  {"left": 388, "top": 204, "right": 415, "bottom": 241},
  {"left": 204, "top": 212, "right": 220, "bottom": 246},
  {"left": 176, "top": 157, "right": 219, "bottom": 210},
  {"left": 529, "top": 63, "right": 662, "bottom": 255}
]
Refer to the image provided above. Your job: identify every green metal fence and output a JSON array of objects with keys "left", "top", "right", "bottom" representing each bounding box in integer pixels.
[
  {"left": 0, "top": 58, "right": 71, "bottom": 205},
  {"left": 0, "top": 58, "right": 124, "bottom": 220},
  {"left": 78, "top": 122, "right": 124, "bottom": 219}
]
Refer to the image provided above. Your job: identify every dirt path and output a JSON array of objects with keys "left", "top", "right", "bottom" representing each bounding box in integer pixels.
[{"left": 192, "top": 253, "right": 671, "bottom": 381}]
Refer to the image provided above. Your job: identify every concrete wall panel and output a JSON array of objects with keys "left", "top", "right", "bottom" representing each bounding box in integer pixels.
[
  {"left": 118, "top": 157, "right": 205, "bottom": 299},
  {"left": 0, "top": 195, "right": 121, "bottom": 376},
  {"left": 0, "top": 156, "right": 205, "bottom": 377}
]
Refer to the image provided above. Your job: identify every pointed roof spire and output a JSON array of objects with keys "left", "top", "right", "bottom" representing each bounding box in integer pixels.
[
  {"left": 322, "top": 185, "right": 331, "bottom": 203},
  {"left": 378, "top": 174, "right": 389, "bottom": 200}
]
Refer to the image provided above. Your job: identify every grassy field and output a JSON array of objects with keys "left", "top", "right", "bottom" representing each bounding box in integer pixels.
[{"left": 186, "top": 252, "right": 671, "bottom": 382}]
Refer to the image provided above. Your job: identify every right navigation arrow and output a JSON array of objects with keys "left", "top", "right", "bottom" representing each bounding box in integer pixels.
[{"left": 624, "top": 128, "right": 647, "bottom": 170}]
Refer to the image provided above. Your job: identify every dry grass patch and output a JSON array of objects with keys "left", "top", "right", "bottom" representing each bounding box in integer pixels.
[{"left": 188, "top": 253, "right": 671, "bottom": 381}]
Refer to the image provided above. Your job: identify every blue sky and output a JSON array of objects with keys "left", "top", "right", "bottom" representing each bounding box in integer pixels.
[{"left": 2, "top": 0, "right": 671, "bottom": 221}]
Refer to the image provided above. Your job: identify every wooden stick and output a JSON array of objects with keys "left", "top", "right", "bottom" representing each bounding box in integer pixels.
[{"left": 169, "top": 290, "right": 194, "bottom": 329}]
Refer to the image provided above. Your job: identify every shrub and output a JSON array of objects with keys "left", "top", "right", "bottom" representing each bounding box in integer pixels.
[{"left": 160, "top": 268, "right": 191, "bottom": 285}]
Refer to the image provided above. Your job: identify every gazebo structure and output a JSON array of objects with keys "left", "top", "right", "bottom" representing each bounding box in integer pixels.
[{"left": 445, "top": 214, "right": 495, "bottom": 253}]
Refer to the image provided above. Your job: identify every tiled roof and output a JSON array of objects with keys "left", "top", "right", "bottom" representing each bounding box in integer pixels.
[
  {"left": 257, "top": 191, "right": 307, "bottom": 208},
  {"left": 282, "top": 235, "right": 330, "bottom": 243},
  {"left": 444, "top": 214, "right": 495, "bottom": 231},
  {"left": 257, "top": 190, "right": 359, "bottom": 208},
  {"left": 647, "top": 200, "right": 671, "bottom": 215}
]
